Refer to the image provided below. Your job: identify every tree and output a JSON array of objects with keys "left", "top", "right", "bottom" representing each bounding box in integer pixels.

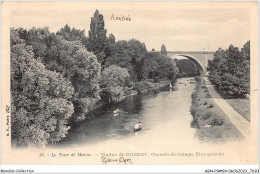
[
  {"left": 142, "top": 52, "right": 160, "bottom": 80},
  {"left": 88, "top": 9, "right": 107, "bottom": 65},
  {"left": 108, "top": 33, "right": 115, "bottom": 44},
  {"left": 17, "top": 27, "right": 102, "bottom": 122},
  {"left": 11, "top": 29, "right": 74, "bottom": 147},
  {"left": 99, "top": 33, "right": 117, "bottom": 69},
  {"left": 26, "top": 29, "right": 101, "bottom": 98},
  {"left": 241, "top": 41, "right": 250, "bottom": 94},
  {"left": 70, "top": 47, "right": 101, "bottom": 121},
  {"left": 241, "top": 41, "right": 250, "bottom": 60},
  {"left": 51, "top": 38, "right": 101, "bottom": 121},
  {"left": 19, "top": 27, "right": 51, "bottom": 59},
  {"left": 105, "top": 39, "right": 147, "bottom": 82},
  {"left": 105, "top": 40, "right": 133, "bottom": 74},
  {"left": 157, "top": 55, "right": 178, "bottom": 81},
  {"left": 208, "top": 48, "right": 228, "bottom": 88},
  {"left": 101, "top": 65, "right": 130, "bottom": 102},
  {"left": 208, "top": 41, "right": 250, "bottom": 98},
  {"left": 128, "top": 39, "right": 147, "bottom": 81},
  {"left": 56, "top": 24, "right": 86, "bottom": 41},
  {"left": 161, "top": 44, "right": 167, "bottom": 55},
  {"left": 142, "top": 52, "right": 178, "bottom": 81},
  {"left": 225, "top": 45, "right": 243, "bottom": 76},
  {"left": 151, "top": 48, "right": 155, "bottom": 51}
]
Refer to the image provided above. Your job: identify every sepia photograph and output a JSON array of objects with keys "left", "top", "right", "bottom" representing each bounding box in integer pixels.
[{"left": 1, "top": 1, "right": 259, "bottom": 171}]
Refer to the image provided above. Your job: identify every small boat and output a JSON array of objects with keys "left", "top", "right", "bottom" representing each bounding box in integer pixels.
[
  {"left": 133, "top": 127, "right": 142, "bottom": 132},
  {"left": 133, "top": 122, "right": 142, "bottom": 132},
  {"left": 113, "top": 108, "right": 119, "bottom": 114}
]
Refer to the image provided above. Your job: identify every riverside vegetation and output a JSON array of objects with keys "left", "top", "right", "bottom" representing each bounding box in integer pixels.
[
  {"left": 208, "top": 41, "right": 250, "bottom": 99},
  {"left": 189, "top": 41, "right": 250, "bottom": 142},
  {"left": 208, "top": 42, "right": 250, "bottom": 121},
  {"left": 190, "top": 76, "right": 243, "bottom": 142},
  {"left": 11, "top": 10, "right": 179, "bottom": 147}
]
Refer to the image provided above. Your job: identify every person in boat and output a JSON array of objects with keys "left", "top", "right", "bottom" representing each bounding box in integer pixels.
[
  {"left": 134, "top": 122, "right": 142, "bottom": 130},
  {"left": 113, "top": 108, "right": 119, "bottom": 114}
]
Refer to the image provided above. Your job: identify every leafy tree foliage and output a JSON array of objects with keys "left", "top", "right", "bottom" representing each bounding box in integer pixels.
[
  {"left": 108, "top": 33, "right": 115, "bottom": 44},
  {"left": 142, "top": 52, "right": 160, "bottom": 80},
  {"left": 135, "top": 80, "right": 155, "bottom": 93},
  {"left": 175, "top": 58, "right": 199, "bottom": 77},
  {"left": 11, "top": 29, "right": 74, "bottom": 147},
  {"left": 14, "top": 27, "right": 101, "bottom": 122},
  {"left": 208, "top": 41, "right": 250, "bottom": 98},
  {"left": 99, "top": 33, "right": 117, "bottom": 69},
  {"left": 142, "top": 52, "right": 178, "bottom": 82},
  {"left": 101, "top": 65, "right": 130, "bottom": 102},
  {"left": 88, "top": 9, "right": 107, "bottom": 65},
  {"left": 56, "top": 24, "right": 86, "bottom": 41},
  {"left": 158, "top": 55, "right": 178, "bottom": 80},
  {"left": 128, "top": 39, "right": 147, "bottom": 81},
  {"left": 161, "top": 44, "right": 167, "bottom": 55},
  {"left": 241, "top": 41, "right": 250, "bottom": 92},
  {"left": 105, "top": 40, "right": 132, "bottom": 69},
  {"left": 105, "top": 39, "right": 147, "bottom": 81}
]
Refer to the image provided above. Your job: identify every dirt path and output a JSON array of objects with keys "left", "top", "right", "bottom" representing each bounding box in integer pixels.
[{"left": 203, "top": 77, "right": 250, "bottom": 139}]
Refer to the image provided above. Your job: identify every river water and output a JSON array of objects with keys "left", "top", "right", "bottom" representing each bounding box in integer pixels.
[
  {"left": 47, "top": 77, "right": 251, "bottom": 164},
  {"left": 55, "top": 77, "right": 197, "bottom": 148},
  {"left": 14, "top": 77, "right": 252, "bottom": 164}
]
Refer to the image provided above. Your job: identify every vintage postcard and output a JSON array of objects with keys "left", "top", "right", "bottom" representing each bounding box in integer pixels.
[{"left": 1, "top": 1, "right": 258, "bottom": 166}]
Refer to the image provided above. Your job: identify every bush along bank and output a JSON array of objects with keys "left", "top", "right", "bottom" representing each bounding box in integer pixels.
[
  {"left": 134, "top": 79, "right": 172, "bottom": 94},
  {"left": 189, "top": 76, "right": 244, "bottom": 142}
]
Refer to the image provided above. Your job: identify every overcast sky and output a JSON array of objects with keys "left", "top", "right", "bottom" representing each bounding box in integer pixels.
[{"left": 10, "top": 4, "right": 250, "bottom": 52}]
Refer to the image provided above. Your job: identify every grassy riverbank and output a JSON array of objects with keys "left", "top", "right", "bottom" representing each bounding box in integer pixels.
[
  {"left": 215, "top": 89, "right": 250, "bottom": 122},
  {"left": 226, "top": 99, "right": 250, "bottom": 122},
  {"left": 190, "top": 76, "right": 243, "bottom": 142}
]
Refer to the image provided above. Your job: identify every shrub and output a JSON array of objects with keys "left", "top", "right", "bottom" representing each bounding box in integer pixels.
[
  {"left": 190, "top": 118, "right": 199, "bottom": 129},
  {"left": 207, "top": 104, "right": 214, "bottom": 108},
  {"left": 101, "top": 65, "right": 130, "bottom": 103},
  {"left": 134, "top": 80, "right": 155, "bottom": 93},
  {"left": 194, "top": 76, "right": 201, "bottom": 84},
  {"left": 202, "top": 112, "right": 212, "bottom": 120},
  {"left": 146, "top": 78, "right": 154, "bottom": 83},
  {"left": 209, "top": 118, "right": 224, "bottom": 126}
]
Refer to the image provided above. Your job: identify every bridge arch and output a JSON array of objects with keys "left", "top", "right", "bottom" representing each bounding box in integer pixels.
[{"left": 173, "top": 54, "right": 205, "bottom": 76}]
